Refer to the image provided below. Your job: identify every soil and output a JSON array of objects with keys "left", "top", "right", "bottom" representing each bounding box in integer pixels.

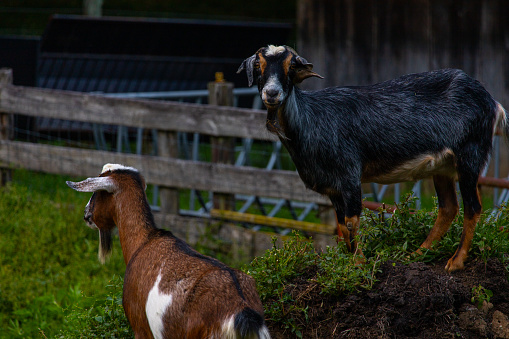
[{"left": 266, "top": 258, "right": 509, "bottom": 338}]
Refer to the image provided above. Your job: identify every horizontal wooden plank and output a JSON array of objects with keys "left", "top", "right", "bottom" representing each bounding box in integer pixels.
[
  {"left": 0, "top": 140, "right": 329, "bottom": 204},
  {"left": 0, "top": 83, "right": 277, "bottom": 141},
  {"left": 210, "top": 209, "right": 335, "bottom": 235},
  {"left": 152, "top": 212, "right": 337, "bottom": 258},
  {"left": 3, "top": 141, "right": 508, "bottom": 214}
]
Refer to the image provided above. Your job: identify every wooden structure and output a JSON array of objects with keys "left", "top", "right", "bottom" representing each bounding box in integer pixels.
[
  {"left": 297, "top": 0, "right": 509, "bottom": 110},
  {"left": 0, "top": 68, "right": 337, "bottom": 260}
]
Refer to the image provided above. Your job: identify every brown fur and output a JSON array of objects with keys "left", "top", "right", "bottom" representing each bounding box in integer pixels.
[
  {"left": 258, "top": 53, "right": 267, "bottom": 76},
  {"left": 418, "top": 176, "right": 459, "bottom": 252},
  {"left": 68, "top": 166, "right": 268, "bottom": 339},
  {"left": 282, "top": 53, "right": 293, "bottom": 76}
]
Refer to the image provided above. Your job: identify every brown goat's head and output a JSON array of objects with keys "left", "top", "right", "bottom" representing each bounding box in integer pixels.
[
  {"left": 66, "top": 164, "right": 142, "bottom": 263},
  {"left": 237, "top": 45, "right": 323, "bottom": 109}
]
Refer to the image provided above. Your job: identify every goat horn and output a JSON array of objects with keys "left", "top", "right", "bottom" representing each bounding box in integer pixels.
[{"left": 66, "top": 177, "right": 117, "bottom": 193}]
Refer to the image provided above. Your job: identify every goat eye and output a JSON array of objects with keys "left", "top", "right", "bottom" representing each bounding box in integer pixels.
[
  {"left": 290, "top": 63, "right": 296, "bottom": 70},
  {"left": 254, "top": 61, "right": 260, "bottom": 69}
]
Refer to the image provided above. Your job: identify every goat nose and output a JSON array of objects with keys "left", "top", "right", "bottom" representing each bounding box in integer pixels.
[
  {"left": 266, "top": 89, "right": 279, "bottom": 100},
  {"left": 84, "top": 213, "right": 92, "bottom": 223}
]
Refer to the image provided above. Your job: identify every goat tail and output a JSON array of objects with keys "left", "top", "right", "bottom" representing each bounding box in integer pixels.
[
  {"left": 222, "top": 307, "right": 270, "bottom": 339},
  {"left": 495, "top": 101, "right": 508, "bottom": 140}
]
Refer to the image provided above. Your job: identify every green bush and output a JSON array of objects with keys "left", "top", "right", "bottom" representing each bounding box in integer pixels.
[
  {"left": 58, "top": 275, "right": 133, "bottom": 338},
  {"left": 244, "top": 234, "right": 382, "bottom": 337}
]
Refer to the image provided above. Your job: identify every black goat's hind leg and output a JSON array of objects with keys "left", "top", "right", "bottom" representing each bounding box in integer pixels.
[
  {"left": 417, "top": 175, "right": 459, "bottom": 255},
  {"left": 446, "top": 167, "right": 482, "bottom": 272}
]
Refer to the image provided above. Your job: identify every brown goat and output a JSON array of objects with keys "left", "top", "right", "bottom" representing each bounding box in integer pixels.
[{"left": 67, "top": 164, "right": 270, "bottom": 339}]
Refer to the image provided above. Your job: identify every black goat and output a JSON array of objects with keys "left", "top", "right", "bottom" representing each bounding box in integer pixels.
[{"left": 238, "top": 45, "right": 508, "bottom": 272}]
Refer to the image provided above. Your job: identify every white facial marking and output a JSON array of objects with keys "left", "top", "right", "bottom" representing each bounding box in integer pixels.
[
  {"left": 262, "top": 74, "right": 285, "bottom": 105},
  {"left": 146, "top": 272, "right": 172, "bottom": 339},
  {"left": 265, "top": 45, "right": 285, "bottom": 56},
  {"left": 101, "top": 163, "right": 138, "bottom": 174}
]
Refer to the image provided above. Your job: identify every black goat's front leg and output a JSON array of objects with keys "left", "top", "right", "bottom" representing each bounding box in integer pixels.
[
  {"left": 330, "top": 193, "right": 346, "bottom": 244},
  {"left": 331, "top": 183, "right": 363, "bottom": 257}
]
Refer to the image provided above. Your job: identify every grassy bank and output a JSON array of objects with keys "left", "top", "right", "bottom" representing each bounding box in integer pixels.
[{"left": 1, "top": 169, "right": 508, "bottom": 338}]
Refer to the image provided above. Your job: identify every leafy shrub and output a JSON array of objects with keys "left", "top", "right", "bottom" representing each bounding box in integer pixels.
[
  {"left": 316, "top": 244, "right": 380, "bottom": 296},
  {"left": 58, "top": 275, "right": 133, "bottom": 338},
  {"left": 244, "top": 233, "right": 382, "bottom": 337},
  {"left": 471, "top": 284, "right": 493, "bottom": 310}
]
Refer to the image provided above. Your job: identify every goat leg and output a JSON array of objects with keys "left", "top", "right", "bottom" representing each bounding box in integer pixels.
[
  {"left": 446, "top": 169, "right": 482, "bottom": 272},
  {"left": 415, "top": 175, "right": 459, "bottom": 256}
]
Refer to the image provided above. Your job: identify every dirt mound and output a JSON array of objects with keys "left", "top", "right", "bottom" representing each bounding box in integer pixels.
[{"left": 267, "top": 258, "right": 509, "bottom": 338}]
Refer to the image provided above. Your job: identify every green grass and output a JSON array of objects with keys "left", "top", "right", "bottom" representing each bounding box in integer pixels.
[{"left": 0, "top": 169, "right": 126, "bottom": 338}]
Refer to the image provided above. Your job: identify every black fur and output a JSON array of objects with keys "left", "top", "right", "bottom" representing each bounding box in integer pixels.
[
  {"left": 239, "top": 46, "right": 506, "bottom": 267},
  {"left": 234, "top": 307, "right": 265, "bottom": 337},
  {"left": 279, "top": 70, "right": 497, "bottom": 194}
]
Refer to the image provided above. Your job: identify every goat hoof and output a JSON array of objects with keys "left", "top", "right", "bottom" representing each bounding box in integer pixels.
[{"left": 445, "top": 257, "right": 465, "bottom": 272}]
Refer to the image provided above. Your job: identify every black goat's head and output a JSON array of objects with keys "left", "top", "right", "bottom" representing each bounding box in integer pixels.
[{"left": 237, "top": 45, "right": 323, "bottom": 109}]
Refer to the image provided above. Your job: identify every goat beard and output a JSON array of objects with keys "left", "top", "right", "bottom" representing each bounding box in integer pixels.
[
  {"left": 266, "top": 118, "right": 290, "bottom": 141},
  {"left": 98, "top": 229, "right": 113, "bottom": 264},
  {"left": 265, "top": 107, "right": 281, "bottom": 133},
  {"left": 266, "top": 108, "right": 290, "bottom": 140}
]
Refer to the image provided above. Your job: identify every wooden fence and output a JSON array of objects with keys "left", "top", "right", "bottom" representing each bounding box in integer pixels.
[
  {"left": 0, "top": 68, "right": 339, "bottom": 260},
  {"left": 2, "top": 67, "right": 509, "bottom": 260},
  {"left": 297, "top": 0, "right": 509, "bottom": 111}
]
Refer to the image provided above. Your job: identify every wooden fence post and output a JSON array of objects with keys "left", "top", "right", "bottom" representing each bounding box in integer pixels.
[
  {"left": 0, "top": 68, "right": 13, "bottom": 185},
  {"left": 157, "top": 131, "right": 179, "bottom": 214},
  {"left": 208, "top": 72, "right": 236, "bottom": 211}
]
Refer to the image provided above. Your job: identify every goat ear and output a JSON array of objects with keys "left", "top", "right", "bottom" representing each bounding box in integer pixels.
[
  {"left": 66, "top": 177, "right": 116, "bottom": 193},
  {"left": 293, "top": 56, "right": 324, "bottom": 84},
  {"left": 237, "top": 54, "right": 256, "bottom": 87}
]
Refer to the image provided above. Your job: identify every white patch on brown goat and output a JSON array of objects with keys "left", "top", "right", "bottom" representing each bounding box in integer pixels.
[{"left": 146, "top": 272, "right": 172, "bottom": 339}]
